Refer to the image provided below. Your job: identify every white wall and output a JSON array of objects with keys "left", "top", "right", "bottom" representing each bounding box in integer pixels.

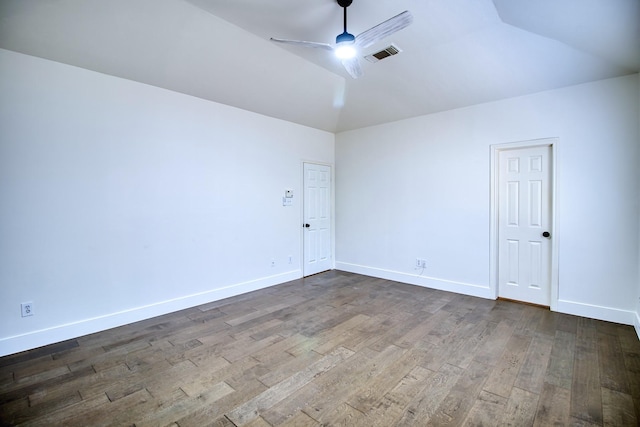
[
  {"left": 0, "top": 49, "right": 334, "bottom": 356},
  {"left": 336, "top": 74, "right": 640, "bottom": 326}
]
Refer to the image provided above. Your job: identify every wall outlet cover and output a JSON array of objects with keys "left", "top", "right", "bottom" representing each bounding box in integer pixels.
[{"left": 21, "top": 302, "right": 34, "bottom": 317}]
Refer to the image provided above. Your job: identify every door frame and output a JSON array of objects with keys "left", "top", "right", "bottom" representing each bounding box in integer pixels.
[
  {"left": 489, "top": 138, "right": 559, "bottom": 310},
  {"left": 301, "top": 161, "right": 335, "bottom": 277}
]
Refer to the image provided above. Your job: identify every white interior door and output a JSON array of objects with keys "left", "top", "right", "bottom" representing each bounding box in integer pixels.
[
  {"left": 303, "top": 163, "right": 332, "bottom": 276},
  {"left": 498, "top": 145, "right": 552, "bottom": 306}
]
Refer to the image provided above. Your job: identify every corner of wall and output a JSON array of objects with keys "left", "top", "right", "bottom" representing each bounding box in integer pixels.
[{"left": 335, "top": 262, "right": 493, "bottom": 300}]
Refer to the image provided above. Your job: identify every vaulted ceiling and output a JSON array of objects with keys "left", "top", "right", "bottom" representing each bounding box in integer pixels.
[{"left": 1, "top": 0, "right": 638, "bottom": 132}]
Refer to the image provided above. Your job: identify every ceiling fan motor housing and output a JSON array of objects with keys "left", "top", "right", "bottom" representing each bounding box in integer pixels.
[
  {"left": 336, "top": 31, "right": 355, "bottom": 44},
  {"left": 337, "top": 0, "right": 353, "bottom": 8}
]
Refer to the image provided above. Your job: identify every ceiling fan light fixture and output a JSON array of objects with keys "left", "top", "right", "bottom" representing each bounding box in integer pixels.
[
  {"left": 335, "top": 31, "right": 356, "bottom": 59},
  {"left": 270, "top": 2, "right": 413, "bottom": 79}
]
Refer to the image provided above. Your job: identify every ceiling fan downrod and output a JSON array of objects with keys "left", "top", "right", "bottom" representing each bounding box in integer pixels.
[{"left": 336, "top": 0, "right": 355, "bottom": 45}]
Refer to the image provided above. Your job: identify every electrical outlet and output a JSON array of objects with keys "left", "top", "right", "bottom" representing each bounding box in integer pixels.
[
  {"left": 271, "top": 259, "right": 276, "bottom": 267},
  {"left": 21, "top": 302, "right": 34, "bottom": 317},
  {"left": 288, "top": 255, "right": 293, "bottom": 264},
  {"left": 420, "top": 259, "right": 427, "bottom": 268},
  {"left": 416, "top": 258, "right": 421, "bottom": 268}
]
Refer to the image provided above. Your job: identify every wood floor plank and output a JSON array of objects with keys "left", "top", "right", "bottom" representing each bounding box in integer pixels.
[
  {"left": 27, "top": 388, "right": 82, "bottom": 416},
  {"left": 230, "top": 318, "right": 283, "bottom": 341},
  {"left": 514, "top": 334, "right": 554, "bottom": 394},
  {"left": 533, "top": 382, "right": 571, "bottom": 427},
  {"left": 346, "top": 346, "right": 427, "bottom": 413},
  {"left": 76, "top": 338, "right": 152, "bottom": 373},
  {"left": 537, "top": 309, "right": 562, "bottom": 337},
  {"left": 544, "top": 329, "right": 576, "bottom": 389},
  {"left": 224, "top": 301, "right": 296, "bottom": 327},
  {"left": 597, "top": 330, "right": 630, "bottom": 393},
  {"left": 0, "top": 363, "right": 92, "bottom": 409},
  {"left": 21, "top": 393, "right": 111, "bottom": 427},
  {"left": 483, "top": 333, "right": 532, "bottom": 398},
  {"left": 181, "top": 355, "right": 255, "bottom": 397},
  {"left": 321, "top": 402, "right": 364, "bottom": 426},
  {"left": 134, "top": 381, "right": 234, "bottom": 427},
  {"left": 396, "top": 309, "right": 451, "bottom": 349},
  {"left": 226, "top": 346, "right": 354, "bottom": 425},
  {"left": 176, "top": 379, "right": 267, "bottom": 427},
  {"left": 367, "top": 310, "right": 434, "bottom": 352},
  {"left": 571, "top": 317, "right": 604, "bottom": 425},
  {"left": 242, "top": 415, "right": 273, "bottom": 427},
  {"left": 66, "top": 388, "right": 157, "bottom": 427},
  {"left": 337, "top": 311, "right": 414, "bottom": 353},
  {"left": 422, "top": 292, "right": 457, "bottom": 314},
  {"left": 0, "top": 396, "right": 29, "bottom": 426},
  {"left": 287, "top": 314, "right": 370, "bottom": 357},
  {"left": 499, "top": 386, "right": 539, "bottom": 426},
  {"left": 1, "top": 271, "right": 638, "bottom": 427},
  {"left": 472, "top": 319, "right": 516, "bottom": 367},
  {"left": 462, "top": 390, "right": 507, "bottom": 426},
  {"left": 217, "top": 334, "right": 285, "bottom": 363},
  {"left": 260, "top": 381, "right": 321, "bottom": 426},
  {"left": 311, "top": 312, "right": 393, "bottom": 355},
  {"left": 395, "top": 363, "right": 465, "bottom": 426},
  {"left": 513, "top": 304, "right": 545, "bottom": 337},
  {"left": 554, "top": 312, "right": 579, "bottom": 335},
  {"left": 485, "top": 300, "right": 525, "bottom": 324},
  {"left": 0, "top": 340, "right": 79, "bottom": 369},
  {"left": 248, "top": 303, "right": 336, "bottom": 341},
  {"left": 257, "top": 349, "right": 322, "bottom": 388},
  {"left": 601, "top": 387, "right": 637, "bottom": 426},
  {"left": 303, "top": 345, "right": 406, "bottom": 424},
  {"left": 619, "top": 327, "right": 640, "bottom": 420},
  {"left": 428, "top": 319, "right": 489, "bottom": 371},
  {"left": 428, "top": 359, "right": 493, "bottom": 426},
  {"left": 10, "top": 362, "right": 71, "bottom": 387},
  {"left": 251, "top": 334, "right": 305, "bottom": 366},
  {"left": 170, "top": 330, "right": 236, "bottom": 366},
  {"left": 359, "top": 365, "right": 434, "bottom": 426},
  {"left": 277, "top": 410, "right": 320, "bottom": 426}
]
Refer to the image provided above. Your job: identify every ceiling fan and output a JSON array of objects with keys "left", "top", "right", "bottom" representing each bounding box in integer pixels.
[{"left": 270, "top": 0, "right": 413, "bottom": 79}]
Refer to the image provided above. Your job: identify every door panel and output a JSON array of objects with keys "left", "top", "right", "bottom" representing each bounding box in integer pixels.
[
  {"left": 498, "top": 145, "right": 552, "bottom": 306},
  {"left": 303, "top": 163, "right": 331, "bottom": 276}
]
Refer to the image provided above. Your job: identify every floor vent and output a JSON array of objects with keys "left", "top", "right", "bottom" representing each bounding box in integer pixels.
[{"left": 364, "top": 44, "right": 402, "bottom": 63}]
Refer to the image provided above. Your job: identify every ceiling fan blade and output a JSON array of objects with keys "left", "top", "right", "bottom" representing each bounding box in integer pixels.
[
  {"left": 342, "top": 57, "right": 363, "bottom": 79},
  {"left": 355, "top": 10, "right": 413, "bottom": 49},
  {"left": 270, "top": 38, "right": 334, "bottom": 51}
]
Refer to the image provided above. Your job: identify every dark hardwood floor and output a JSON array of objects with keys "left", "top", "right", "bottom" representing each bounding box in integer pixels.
[{"left": 1, "top": 271, "right": 639, "bottom": 426}]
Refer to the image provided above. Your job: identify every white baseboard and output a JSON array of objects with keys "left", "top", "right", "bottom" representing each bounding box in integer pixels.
[
  {"left": 555, "top": 299, "right": 636, "bottom": 326},
  {"left": 0, "top": 270, "right": 301, "bottom": 357},
  {"left": 335, "top": 262, "right": 493, "bottom": 299},
  {"left": 336, "top": 262, "right": 639, "bottom": 333}
]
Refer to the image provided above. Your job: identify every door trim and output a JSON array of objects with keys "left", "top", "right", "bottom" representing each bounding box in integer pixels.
[
  {"left": 489, "top": 138, "right": 559, "bottom": 311},
  {"left": 301, "top": 161, "right": 335, "bottom": 277}
]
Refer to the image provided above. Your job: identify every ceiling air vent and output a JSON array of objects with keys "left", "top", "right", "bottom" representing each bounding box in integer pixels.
[{"left": 364, "top": 44, "right": 402, "bottom": 63}]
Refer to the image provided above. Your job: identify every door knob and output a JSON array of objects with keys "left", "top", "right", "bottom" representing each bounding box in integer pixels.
[
  {"left": 304, "top": 223, "right": 310, "bottom": 228},
  {"left": 542, "top": 231, "right": 551, "bottom": 238}
]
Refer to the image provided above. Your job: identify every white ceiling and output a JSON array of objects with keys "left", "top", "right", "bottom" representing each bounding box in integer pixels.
[{"left": 0, "top": 0, "right": 638, "bottom": 132}]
